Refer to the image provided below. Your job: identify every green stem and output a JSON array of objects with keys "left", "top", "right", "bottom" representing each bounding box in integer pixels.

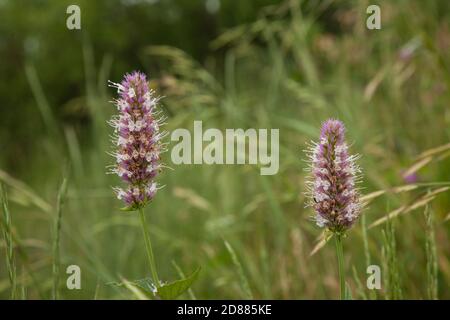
[
  {"left": 335, "top": 234, "right": 345, "bottom": 300},
  {"left": 138, "top": 208, "right": 160, "bottom": 288}
]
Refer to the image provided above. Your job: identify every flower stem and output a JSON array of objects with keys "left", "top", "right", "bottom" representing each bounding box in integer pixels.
[
  {"left": 138, "top": 208, "right": 160, "bottom": 287},
  {"left": 335, "top": 234, "right": 345, "bottom": 299}
]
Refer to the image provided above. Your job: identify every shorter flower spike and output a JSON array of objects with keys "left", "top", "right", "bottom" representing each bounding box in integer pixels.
[{"left": 305, "top": 119, "right": 362, "bottom": 233}]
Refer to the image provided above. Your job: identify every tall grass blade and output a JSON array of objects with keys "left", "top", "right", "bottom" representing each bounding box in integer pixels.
[
  {"left": 1, "top": 183, "right": 17, "bottom": 299},
  {"left": 224, "top": 240, "right": 253, "bottom": 299},
  {"left": 424, "top": 205, "right": 438, "bottom": 299},
  {"left": 370, "top": 187, "right": 449, "bottom": 228},
  {"left": 24, "top": 63, "right": 59, "bottom": 139},
  {"left": 259, "top": 175, "right": 286, "bottom": 248},
  {"left": 360, "top": 213, "right": 376, "bottom": 300},
  {"left": 52, "top": 178, "right": 68, "bottom": 300},
  {"left": 0, "top": 169, "right": 52, "bottom": 214},
  {"left": 351, "top": 266, "right": 367, "bottom": 300},
  {"left": 381, "top": 220, "right": 403, "bottom": 300}
]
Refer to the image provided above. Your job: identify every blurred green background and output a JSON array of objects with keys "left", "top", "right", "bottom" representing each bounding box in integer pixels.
[{"left": 0, "top": 0, "right": 449, "bottom": 299}]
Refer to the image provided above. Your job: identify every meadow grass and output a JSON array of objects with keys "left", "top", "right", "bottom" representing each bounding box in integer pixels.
[
  {"left": 1, "top": 183, "right": 17, "bottom": 299},
  {"left": 52, "top": 178, "right": 68, "bottom": 300},
  {"left": 0, "top": 0, "right": 449, "bottom": 299},
  {"left": 424, "top": 205, "right": 439, "bottom": 300}
]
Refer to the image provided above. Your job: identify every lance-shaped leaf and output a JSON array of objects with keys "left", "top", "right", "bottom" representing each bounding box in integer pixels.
[
  {"left": 157, "top": 267, "right": 201, "bottom": 300},
  {"left": 110, "top": 267, "right": 201, "bottom": 300}
]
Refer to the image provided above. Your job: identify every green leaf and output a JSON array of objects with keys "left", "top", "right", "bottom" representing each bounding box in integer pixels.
[
  {"left": 345, "top": 282, "right": 353, "bottom": 300},
  {"left": 157, "top": 267, "right": 201, "bottom": 300},
  {"left": 108, "top": 278, "right": 156, "bottom": 299},
  {"left": 108, "top": 267, "right": 200, "bottom": 300},
  {"left": 121, "top": 279, "right": 151, "bottom": 300},
  {"left": 131, "top": 278, "right": 157, "bottom": 294}
]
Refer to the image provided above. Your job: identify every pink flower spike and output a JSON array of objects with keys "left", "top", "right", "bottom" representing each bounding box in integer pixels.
[
  {"left": 305, "top": 119, "right": 362, "bottom": 234},
  {"left": 108, "top": 71, "right": 166, "bottom": 210}
]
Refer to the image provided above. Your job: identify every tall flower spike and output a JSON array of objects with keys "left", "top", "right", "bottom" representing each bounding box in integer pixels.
[
  {"left": 305, "top": 119, "right": 362, "bottom": 234},
  {"left": 108, "top": 71, "right": 166, "bottom": 210}
]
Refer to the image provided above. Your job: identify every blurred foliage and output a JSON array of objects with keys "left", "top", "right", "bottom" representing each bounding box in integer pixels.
[
  {"left": 0, "top": 0, "right": 449, "bottom": 299},
  {"left": 0, "top": 0, "right": 279, "bottom": 171}
]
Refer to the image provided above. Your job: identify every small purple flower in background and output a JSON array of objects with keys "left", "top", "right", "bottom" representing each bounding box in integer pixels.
[
  {"left": 305, "top": 119, "right": 362, "bottom": 234},
  {"left": 402, "top": 172, "right": 418, "bottom": 184},
  {"left": 108, "top": 71, "right": 167, "bottom": 210}
]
